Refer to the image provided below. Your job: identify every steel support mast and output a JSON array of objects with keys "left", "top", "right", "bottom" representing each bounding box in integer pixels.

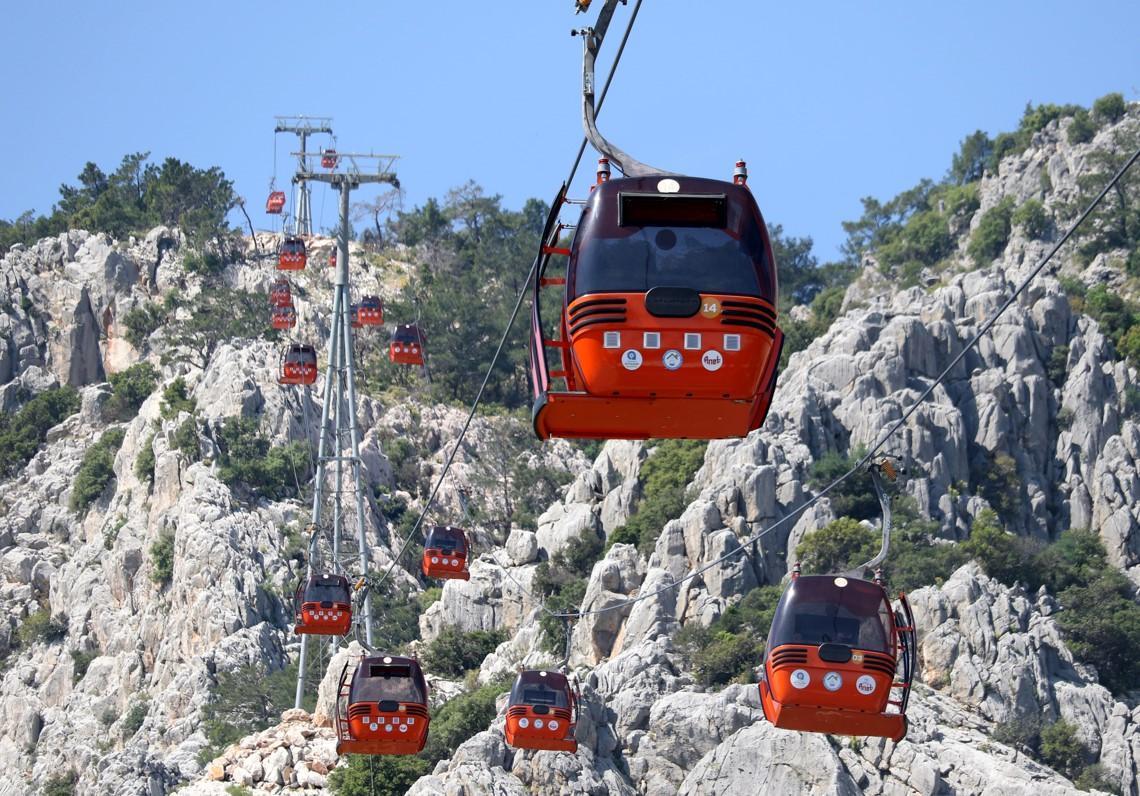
[
  {"left": 275, "top": 116, "right": 334, "bottom": 236},
  {"left": 294, "top": 153, "right": 399, "bottom": 709}
]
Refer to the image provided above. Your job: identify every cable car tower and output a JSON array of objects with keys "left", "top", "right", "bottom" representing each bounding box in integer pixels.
[
  {"left": 293, "top": 150, "right": 400, "bottom": 708},
  {"left": 274, "top": 116, "right": 334, "bottom": 236}
]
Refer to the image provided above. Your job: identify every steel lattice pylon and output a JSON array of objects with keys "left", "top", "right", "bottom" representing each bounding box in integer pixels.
[
  {"left": 275, "top": 116, "right": 334, "bottom": 237},
  {"left": 293, "top": 156, "right": 399, "bottom": 709}
]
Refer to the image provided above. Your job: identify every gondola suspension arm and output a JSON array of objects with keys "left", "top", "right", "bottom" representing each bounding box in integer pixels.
[
  {"left": 574, "top": 0, "right": 674, "bottom": 178},
  {"left": 848, "top": 458, "right": 900, "bottom": 578}
]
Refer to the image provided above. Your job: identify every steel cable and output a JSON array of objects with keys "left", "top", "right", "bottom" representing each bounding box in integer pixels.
[{"left": 363, "top": 1, "right": 648, "bottom": 600}]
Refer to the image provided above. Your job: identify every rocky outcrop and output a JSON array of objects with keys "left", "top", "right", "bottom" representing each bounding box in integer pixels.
[
  {"left": 4, "top": 105, "right": 1140, "bottom": 795},
  {"left": 181, "top": 710, "right": 336, "bottom": 794}
]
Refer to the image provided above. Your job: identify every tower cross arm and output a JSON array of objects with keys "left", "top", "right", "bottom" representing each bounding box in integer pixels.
[{"left": 275, "top": 115, "right": 334, "bottom": 135}]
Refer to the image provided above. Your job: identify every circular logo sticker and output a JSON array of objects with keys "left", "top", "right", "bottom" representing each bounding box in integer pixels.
[
  {"left": 700, "top": 298, "right": 722, "bottom": 319},
  {"left": 621, "top": 349, "right": 643, "bottom": 371},
  {"left": 856, "top": 675, "right": 877, "bottom": 695},
  {"left": 662, "top": 350, "right": 683, "bottom": 371},
  {"left": 701, "top": 350, "right": 724, "bottom": 371},
  {"left": 789, "top": 669, "right": 810, "bottom": 690},
  {"left": 823, "top": 672, "right": 843, "bottom": 692}
]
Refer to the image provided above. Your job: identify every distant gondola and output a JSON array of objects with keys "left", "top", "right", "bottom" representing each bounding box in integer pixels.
[
  {"left": 421, "top": 525, "right": 469, "bottom": 580},
  {"left": 293, "top": 574, "right": 352, "bottom": 636},
  {"left": 389, "top": 323, "right": 426, "bottom": 366},
  {"left": 355, "top": 295, "right": 384, "bottom": 327},
  {"left": 266, "top": 191, "right": 286, "bottom": 214},
  {"left": 270, "top": 305, "right": 297, "bottom": 330},
  {"left": 278, "top": 235, "right": 307, "bottom": 271},
  {"left": 278, "top": 344, "right": 318, "bottom": 386},
  {"left": 504, "top": 669, "right": 578, "bottom": 753}
]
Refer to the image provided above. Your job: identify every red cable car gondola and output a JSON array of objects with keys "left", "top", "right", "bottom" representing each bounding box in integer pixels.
[
  {"left": 293, "top": 574, "right": 353, "bottom": 636},
  {"left": 421, "top": 525, "right": 469, "bottom": 581},
  {"left": 278, "top": 235, "right": 307, "bottom": 271},
  {"left": 270, "top": 305, "right": 297, "bottom": 331},
  {"left": 350, "top": 303, "right": 363, "bottom": 329},
  {"left": 266, "top": 191, "right": 286, "bottom": 214},
  {"left": 389, "top": 324, "right": 425, "bottom": 366},
  {"left": 529, "top": 172, "right": 783, "bottom": 440},
  {"left": 278, "top": 344, "right": 318, "bottom": 386},
  {"left": 504, "top": 670, "right": 579, "bottom": 753},
  {"left": 357, "top": 295, "right": 384, "bottom": 327},
  {"left": 335, "top": 655, "right": 430, "bottom": 755},
  {"left": 269, "top": 278, "right": 293, "bottom": 308},
  {"left": 328, "top": 250, "right": 338, "bottom": 268},
  {"left": 321, "top": 149, "right": 339, "bottom": 169},
  {"left": 757, "top": 572, "right": 916, "bottom": 741}
]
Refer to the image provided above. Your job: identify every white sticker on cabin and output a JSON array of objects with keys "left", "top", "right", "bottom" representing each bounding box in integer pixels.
[
  {"left": 823, "top": 672, "right": 843, "bottom": 692},
  {"left": 604, "top": 331, "right": 621, "bottom": 349},
  {"left": 621, "top": 350, "right": 643, "bottom": 371},
  {"left": 856, "top": 675, "right": 877, "bottom": 695},
  {"left": 684, "top": 333, "right": 701, "bottom": 350},
  {"left": 701, "top": 351, "right": 724, "bottom": 371},
  {"left": 790, "top": 669, "right": 810, "bottom": 689},
  {"left": 663, "top": 350, "right": 683, "bottom": 371},
  {"left": 657, "top": 178, "right": 681, "bottom": 193},
  {"left": 643, "top": 332, "right": 661, "bottom": 349},
  {"left": 724, "top": 334, "right": 741, "bottom": 352}
]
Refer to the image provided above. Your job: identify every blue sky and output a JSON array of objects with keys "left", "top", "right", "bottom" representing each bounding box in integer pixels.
[{"left": 2, "top": 1, "right": 1137, "bottom": 260}]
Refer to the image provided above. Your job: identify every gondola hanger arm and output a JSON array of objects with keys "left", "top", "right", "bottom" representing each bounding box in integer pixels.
[
  {"left": 848, "top": 457, "right": 904, "bottom": 577},
  {"left": 573, "top": 0, "right": 675, "bottom": 178}
]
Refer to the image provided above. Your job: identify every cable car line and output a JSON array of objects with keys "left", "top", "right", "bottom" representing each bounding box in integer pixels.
[
  {"left": 290, "top": 0, "right": 1139, "bottom": 754},
  {"left": 360, "top": 0, "right": 649, "bottom": 602}
]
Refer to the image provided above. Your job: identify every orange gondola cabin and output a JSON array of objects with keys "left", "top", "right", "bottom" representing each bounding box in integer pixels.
[
  {"left": 270, "top": 278, "right": 292, "bottom": 307},
  {"left": 266, "top": 191, "right": 286, "bottom": 214},
  {"left": 505, "top": 670, "right": 578, "bottom": 753},
  {"left": 270, "top": 305, "right": 297, "bottom": 331},
  {"left": 758, "top": 574, "right": 916, "bottom": 741},
  {"left": 278, "top": 344, "right": 318, "bottom": 386},
  {"left": 321, "top": 149, "right": 339, "bottom": 169},
  {"left": 278, "top": 236, "right": 307, "bottom": 270},
  {"left": 356, "top": 295, "right": 384, "bottom": 326},
  {"left": 293, "top": 574, "right": 352, "bottom": 636},
  {"left": 529, "top": 172, "right": 783, "bottom": 440},
  {"left": 389, "top": 324, "right": 425, "bottom": 366},
  {"left": 421, "top": 525, "right": 469, "bottom": 580},
  {"left": 336, "top": 655, "right": 430, "bottom": 755}
]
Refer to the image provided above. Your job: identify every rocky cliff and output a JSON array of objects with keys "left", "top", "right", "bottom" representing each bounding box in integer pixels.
[{"left": 1, "top": 105, "right": 1138, "bottom": 795}]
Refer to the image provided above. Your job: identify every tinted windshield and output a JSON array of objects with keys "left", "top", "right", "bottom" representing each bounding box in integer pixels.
[
  {"left": 392, "top": 326, "right": 423, "bottom": 343},
  {"left": 304, "top": 578, "right": 349, "bottom": 604},
  {"left": 768, "top": 577, "right": 891, "bottom": 653},
  {"left": 425, "top": 528, "right": 465, "bottom": 553},
  {"left": 570, "top": 186, "right": 771, "bottom": 300},
  {"left": 352, "top": 663, "right": 426, "bottom": 703},
  {"left": 510, "top": 673, "right": 569, "bottom": 708}
]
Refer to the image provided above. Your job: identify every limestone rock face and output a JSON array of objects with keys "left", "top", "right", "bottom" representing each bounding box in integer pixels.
[
  {"left": 418, "top": 558, "right": 541, "bottom": 643},
  {"left": 5, "top": 107, "right": 1140, "bottom": 796}
]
